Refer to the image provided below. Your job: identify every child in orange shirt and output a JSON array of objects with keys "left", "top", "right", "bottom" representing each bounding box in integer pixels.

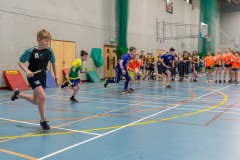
[
  {"left": 205, "top": 51, "right": 214, "bottom": 83},
  {"left": 230, "top": 51, "right": 240, "bottom": 84},
  {"left": 223, "top": 48, "right": 233, "bottom": 83},
  {"left": 128, "top": 54, "right": 142, "bottom": 92},
  {"left": 213, "top": 50, "right": 223, "bottom": 83}
]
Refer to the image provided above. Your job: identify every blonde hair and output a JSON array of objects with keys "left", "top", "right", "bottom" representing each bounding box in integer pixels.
[
  {"left": 37, "top": 29, "right": 52, "bottom": 40},
  {"left": 133, "top": 54, "right": 139, "bottom": 58}
]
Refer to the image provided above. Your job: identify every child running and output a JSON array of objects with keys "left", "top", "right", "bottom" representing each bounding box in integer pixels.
[
  {"left": 205, "top": 51, "right": 214, "bottom": 83},
  {"left": 104, "top": 47, "right": 137, "bottom": 93},
  {"left": 128, "top": 54, "right": 142, "bottom": 92},
  {"left": 61, "top": 50, "right": 88, "bottom": 102},
  {"left": 11, "top": 29, "right": 58, "bottom": 130},
  {"left": 160, "top": 47, "right": 175, "bottom": 88}
]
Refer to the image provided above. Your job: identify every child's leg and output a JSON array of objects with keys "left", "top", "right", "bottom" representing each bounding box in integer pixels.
[
  {"left": 141, "top": 66, "right": 144, "bottom": 77},
  {"left": 71, "top": 84, "right": 80, "bottom": 97},
  {"left": 215, "top": 67, "right": 219, "bottom": 81},
  {"left": 129, "top": 76, "right": 134, "bottom": 88},
  {"left": 228, "top": 67, "right": 232, "bottom": 81},
  {"left": 171, "top": 66, "right": 176, "bottom": 80},
  {"left": 206, "top": 69, "right": 210, "bottom": 81},
  {"left": 124, "top": 72, "right": 130, "bottom": 90},
  {"left": 178, "top": 63, "right": 184, "bottom": 80},
  {"left": 231, "top": 70, "right": 234, "bottom": 81},
  {"left": 209, "top": 69, "right": 213, "bottom": 80},
  {"left": 33, "top": 86, "right": 47, "bottom": 122},
  {"left": 234, "top": 70, "right": 237, "bottom": 81},
  {"left": 166, "top": 70, "right": 171, "bottom": 86},
  {"left": 223, "top": 67, "right": 227, "bottom": 80},
  {"left": 235, "top": 70, "right": 238, "bottom": 83},
  {"left": 147, "top": 68, "right": 151, "bottom": 79},
  {"left": 183, "top": 63, "right": 187, "bottom": 77},
  {"left": 17, "top": 91, "right": 39, "bottom": 105},
  {"left": 193, "top": 69, "right": 197, "bottom": 80},
  {"left": 219, "top": 67, "right": 222, "bottom": 81}
]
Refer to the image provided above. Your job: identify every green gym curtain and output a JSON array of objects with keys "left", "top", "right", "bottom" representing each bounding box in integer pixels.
[
  {"left": 198, "top": 0, "right": 217, "bottom": 57},
  {"left": 115, "top": 0, "right": 129, "bottom": 59}
]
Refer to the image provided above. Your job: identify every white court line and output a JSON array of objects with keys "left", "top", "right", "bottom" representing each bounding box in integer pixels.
[
  {"left": 37, "top": 85, "right": 232, "bottom": 160},
  {"left": 0, "top": 100, "right": 24, "bottom": 105},
  {"left": 0, "top": 118, "right": 100, "bottom": 136}
]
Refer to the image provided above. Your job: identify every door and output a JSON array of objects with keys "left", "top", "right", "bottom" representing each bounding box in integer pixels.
[
  {"left": 63, "top": 42, "right": 76, "bottom": 70},
  {"left": 50, "top": 40, "right": 76, "bottom": 84},
  {"left": 104, "top": 46, "right": 117, "bottom": 78}
]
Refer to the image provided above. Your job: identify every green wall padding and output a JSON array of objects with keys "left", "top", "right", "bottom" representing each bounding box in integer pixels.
[
  {"left": 198, "top": 0, "right": 217, "bottom": 56},
  {"left": 115, "top": 0, "right": 129, "bottom": 59}
]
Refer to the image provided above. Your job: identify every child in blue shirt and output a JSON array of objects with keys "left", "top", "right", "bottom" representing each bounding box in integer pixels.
[{"left": 104, "top": 47, "right": 137, "bottom": 93}]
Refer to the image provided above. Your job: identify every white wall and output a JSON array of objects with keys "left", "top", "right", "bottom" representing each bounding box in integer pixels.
[
  {"left": 128, "top": 0, "right": 200, "bottom": 54},
  {"left": 0, "top": 0, "right": 200, "bottom": 87},
  {"left": 219, "top": 11, "right": 240, "bottom": 51},
  {"left": 0, "top": 0, "right": 115, "bottom": 87}
]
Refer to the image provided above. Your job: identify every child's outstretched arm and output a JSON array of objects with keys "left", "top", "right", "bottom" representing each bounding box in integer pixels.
[{"left": 51, "top": 62, "right": 58, "bottom": 86}]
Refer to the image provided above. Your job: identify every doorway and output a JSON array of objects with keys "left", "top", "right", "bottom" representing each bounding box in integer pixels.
[
  {"left": 50, "top": 40, "right": 76, "bottom": 84},
  {"left": 104, "top": 45, "right": 117, "bottom": 78}
]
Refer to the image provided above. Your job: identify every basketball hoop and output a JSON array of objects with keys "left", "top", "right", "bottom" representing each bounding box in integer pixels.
[
  {"left": 203, "top": 34, "right": 209, "bottom": 38},
  {"left": 201, "top": 34, "right": 212, "bottom": 42}
]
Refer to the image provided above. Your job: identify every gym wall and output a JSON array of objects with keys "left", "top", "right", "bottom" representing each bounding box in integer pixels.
[
  {"left": 0, "top": 0, "right": 200, "bottom": 87},
  {"left": 219, "top": 11, "right": 240, "bottom": 50}
]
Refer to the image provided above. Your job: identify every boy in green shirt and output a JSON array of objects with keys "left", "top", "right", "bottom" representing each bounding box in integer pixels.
[{"left": 61, "top": 50, "right": 88, "bottom": 102}]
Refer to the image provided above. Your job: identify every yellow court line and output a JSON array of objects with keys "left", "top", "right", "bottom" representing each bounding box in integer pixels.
[
  {"left": 0, "top": 148, "right": 37, "bottom": 160},
  {"left": 81, "top": 88, "right": 228, "bottom": 132},
  {"left": 0, "top": 131, "right": 43, "bottom": 144},
  {"left": 0, "top": 131, "right": 74, "bottom": 139}
]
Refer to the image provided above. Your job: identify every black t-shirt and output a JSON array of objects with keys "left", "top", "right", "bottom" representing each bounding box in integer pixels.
[{"left": 20, "top": 47, "right": 56, "bottom": 80}]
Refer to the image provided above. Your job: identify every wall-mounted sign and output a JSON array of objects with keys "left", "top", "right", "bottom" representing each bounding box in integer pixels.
[
  {"left": 110, "top": 38, "right": 115, "bottom": 43},
  {"left": 166, "top": 0, "right": 173, "bottom": 14}
]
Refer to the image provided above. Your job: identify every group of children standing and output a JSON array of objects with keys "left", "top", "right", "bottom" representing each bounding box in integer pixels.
[
  {"left": 104, "top": 46, "right": 240, "bottom": 96},
  {"left": 204, "top": 48, "right": 240, "bottom": 84},
  {"left": 135, "top": 48, "right": 240, "bottom": 84}
]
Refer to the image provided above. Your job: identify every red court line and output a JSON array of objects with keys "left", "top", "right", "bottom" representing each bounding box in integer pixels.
[{"left": 204, "top": 101, "right": 238, "bottom": 126}]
